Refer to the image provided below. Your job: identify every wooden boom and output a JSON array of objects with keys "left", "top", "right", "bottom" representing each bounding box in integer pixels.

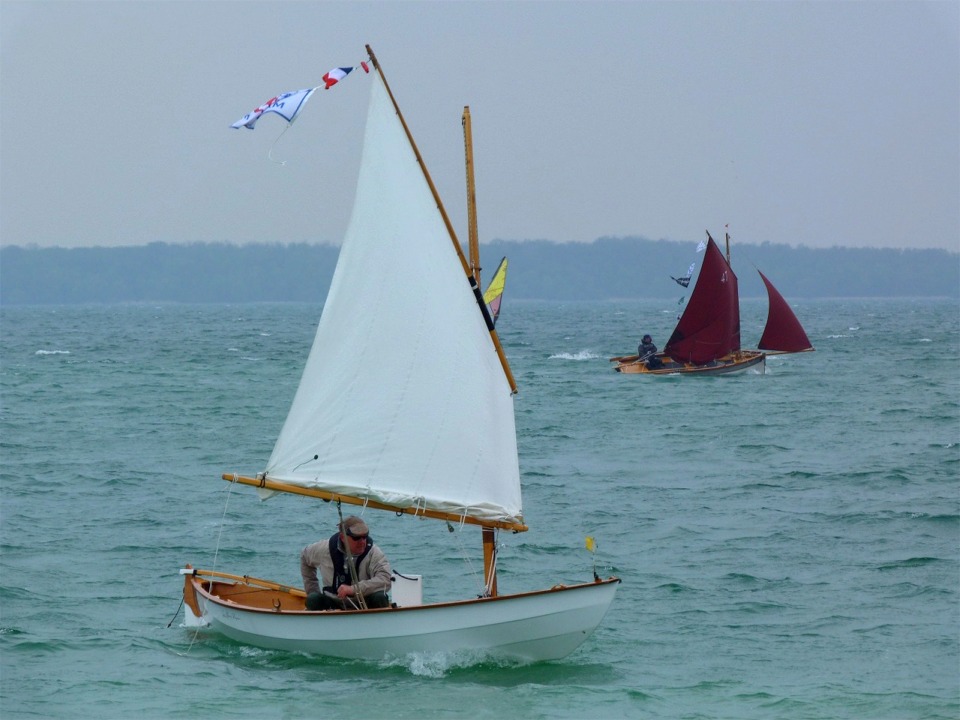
[{"left": 222, "top": 473, "right": 528, "bottom": 533}]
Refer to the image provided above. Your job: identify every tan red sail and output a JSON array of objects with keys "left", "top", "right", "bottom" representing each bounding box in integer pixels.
[
  {"left": 757, "top": 270, "right": 814, "bottom": 353},
  {"left": 665, "top": 235, "right": 741, "bottom": 364}
]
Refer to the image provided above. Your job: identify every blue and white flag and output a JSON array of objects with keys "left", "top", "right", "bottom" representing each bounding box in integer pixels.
[{"left": 231, "top": 87, "right": 318, "bottom": 130}]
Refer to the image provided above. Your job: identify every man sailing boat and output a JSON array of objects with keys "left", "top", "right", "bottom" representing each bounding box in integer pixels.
[
  {"left": 300, "top": 516, "right": 393, "bottom": 610},
  {"left": 637, "top": 334, "right": 663, "bottom": 370}
]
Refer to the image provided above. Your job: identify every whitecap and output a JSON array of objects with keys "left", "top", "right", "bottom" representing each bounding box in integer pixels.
[
  {"left": 35, "top": 349, "right": 70, "bottom": 356},
  {"left": 381, "top": 647, "right": 519, "bottom": 677},
  {"left": 549, "top": 350, "right": 599, "bottom": 361}
]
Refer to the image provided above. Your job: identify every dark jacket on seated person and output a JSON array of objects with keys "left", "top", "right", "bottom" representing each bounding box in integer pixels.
[
  {"left": 301, "top": 517, "right": 393, "bottom": 610},
  {"left": 638, "top": 335, "right": 663, "bottom": 369}
]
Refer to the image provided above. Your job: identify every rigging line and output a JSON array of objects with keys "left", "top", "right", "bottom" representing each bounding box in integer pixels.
[
  {"left": 183, "top": 613, "right": 204, "bottom": 656},
  {"left": 212, "top": 474, "right": 240, "bottom": 577},
  {"left": 449, "top": 522, "right": 486, "bottom": 597},
  {"left": 178, "top": 473, "right": 238, "bottom": 655},
  {"left": 267, "top": 124, "right": 294, "bottom": 165},
  {"left": 177, "top": 625, "right": 201, "bottom": 657},
  {"left": 292, "top": 454, "right": 319, "bottom": 472},
  {"left": 178, "top": 474, "right": 240, "bottom": 656},
  {"left": 335, "top": 500, "right": 367, "bottom": 610},
  {"left": 166, "top": 595, "right": 185, "bottom": 629}
]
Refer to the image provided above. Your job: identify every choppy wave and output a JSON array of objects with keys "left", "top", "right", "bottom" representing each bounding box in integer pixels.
[{"left": 549, "top": 349, "right": 600, "bottom": 360}]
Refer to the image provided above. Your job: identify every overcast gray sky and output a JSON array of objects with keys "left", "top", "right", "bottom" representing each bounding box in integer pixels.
[{"left": 2, "top": 1, "right": 958, "bottom": 251}]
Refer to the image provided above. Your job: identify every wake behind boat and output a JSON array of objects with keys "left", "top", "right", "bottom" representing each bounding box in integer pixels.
[
  {"left": 180, "top": 46, "right": 619, "bottom": 662},
  {"left": 611, "top": 231, "right": 813, "bottom": 375}
]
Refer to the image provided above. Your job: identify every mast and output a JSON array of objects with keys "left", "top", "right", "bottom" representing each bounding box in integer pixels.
[
  {"left": 483, "top": 528, "right": 498, "bottom": 597},
  {"left": 465, "top": 108, "right": 498, "bottom": 597},
  {"left": 725, "top": 231, "right": 731, "bottom": 266},
  {"left": 365, "top": 45, "right": 517, "bottom": 395},
  {"left": 463, "top": 106, "right": 481, "bottom": 289}
]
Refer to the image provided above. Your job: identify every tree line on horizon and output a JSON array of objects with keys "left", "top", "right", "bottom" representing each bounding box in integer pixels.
[{"left": 1, "top": 237, "right": 957, "bottom": 305}]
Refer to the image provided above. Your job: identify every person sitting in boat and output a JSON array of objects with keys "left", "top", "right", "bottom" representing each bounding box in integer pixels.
[
  {"left": 300, "top": 515, "right": 393, "bottom": 611},
  {"left": 638, "top": 334, "right": 663, "bottom": 369}
]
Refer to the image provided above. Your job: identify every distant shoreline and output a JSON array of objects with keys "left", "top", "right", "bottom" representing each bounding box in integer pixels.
[{"left": 2, "top": 238, "right": 957, "bottom": 305}]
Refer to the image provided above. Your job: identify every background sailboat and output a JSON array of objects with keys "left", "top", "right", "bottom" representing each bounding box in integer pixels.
[
  {"left": 611, "top": 231, "right": 813, "bottom": 375},
  {"left": 181, "top": 46, "right": 619, "bottom": 661}
]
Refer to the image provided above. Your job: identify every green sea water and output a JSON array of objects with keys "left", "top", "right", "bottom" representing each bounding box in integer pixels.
[{"left": 2, "top": 298, "right": 957, "bottom": 719}]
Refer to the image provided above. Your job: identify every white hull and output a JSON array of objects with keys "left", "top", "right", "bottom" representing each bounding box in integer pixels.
[
  {"left": 186, "top": 574, "right": 620, "bottom": 662},
  {"left": 183, "top": 52, "right": 621, "bottom": 666}
]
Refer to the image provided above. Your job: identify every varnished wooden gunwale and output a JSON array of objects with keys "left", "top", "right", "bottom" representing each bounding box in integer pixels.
[
  {"left": 188, "top": 570, "right": 621, "bottom": 616},
  {"left": 611, "top": 350, "right": 765, "bottom": 375}
]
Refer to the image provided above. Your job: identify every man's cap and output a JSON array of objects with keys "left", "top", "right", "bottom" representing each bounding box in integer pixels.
[{"left": 340, "top": 516, "right": 369, "bottom": 536}]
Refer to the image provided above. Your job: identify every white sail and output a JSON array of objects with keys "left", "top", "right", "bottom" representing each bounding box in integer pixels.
[{"left": 265, "top": 72, "right": 522, "bottom": 524}]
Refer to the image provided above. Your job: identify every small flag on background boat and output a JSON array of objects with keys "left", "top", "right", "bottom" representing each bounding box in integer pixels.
[
  {"left": 231, "top": 88, "right": 318, "bottom": 129},
  {"left": 671, "top": 261, "right": 696, "bottom": 287},
  {"left": 322, "top": 66, "right": 353, "bottom": 89},
  {"left": 585, "top": 536, "right": 596, "bottom": 553}
]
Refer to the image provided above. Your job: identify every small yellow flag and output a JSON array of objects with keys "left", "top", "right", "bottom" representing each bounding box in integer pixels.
[{"left": 585, "top": 536, "right": 596, "bottom": 553}]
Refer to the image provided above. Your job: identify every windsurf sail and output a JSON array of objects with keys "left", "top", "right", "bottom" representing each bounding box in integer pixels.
[{"left": 482, "top": 256, "right": 508, "bottom": 327}]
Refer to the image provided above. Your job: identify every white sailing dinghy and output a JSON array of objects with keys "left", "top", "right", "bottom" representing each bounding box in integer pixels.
[{"left": 180, "top": 46, "right": 620, "bottom": 662}]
